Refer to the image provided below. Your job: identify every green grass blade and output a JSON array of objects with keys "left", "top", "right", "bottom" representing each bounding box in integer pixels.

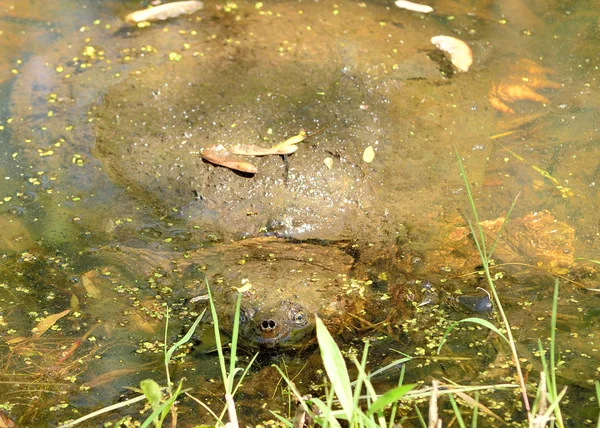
[
  {"left": 140, "top": 394, "right": 172, "bottom": 428},
  {"left": 352, "top": 340, "right": 370, "bottom": 420},
  {"left": 455, "top": 149, "right": 487, "bottom": 260},
  {"left": 549, "top": 279, "right": 565, "bottom": 427},
  {"left": 448, "top": 393, "right": 466, "bottom": 428},
  {"left": 232, "top": 351, "right": 259, "bottom": 397},
  {"left": 323, "top": 379, "right": 336, "bottom": 428},
  {"left": 351, "top": 356, "right": 412, "bottom": 386},
  {"left": 486, "top": 192, "right": 519, "bottom": 261},
  {"left": 437, "top": 317, "right": 509, "bottom": 354},
  {"left": 366, "top": 384, "right": 417, "bottom": 416},
  {"left": 159, "top": 380, "right": 184, "bottom": 423},
  {"left": 414, "top": 404, "right": 427, "bottom": 428},
  {"left": 387, "top": 365, "right": 406, "bottom": 428},
  {"left": 272, "top": 364, "right": 304, "bottom": 400},
  {"left": 466, "top": 219, "right": 486, "bottom": 267},
  {"left": 541, "top": 387, "right": 568, "bottom": 421},
  {"left": 595, "top": 380, "right": 600, "bottom": 428},
  {"left": 311, "top": 396, "right": 343, "bottom": 428},
  {"left": 165, "top": 310, "right": 205, "bottom": 366},
  {"left": 269, "top": 411, "right": 294, "bottom": 427},
  {"left": 228, "top": 292, "right": 243, "bottom": 391},
  {"left": 316, "top": 316, "right": 353, "bottom": 420},
  {"left": 471, "top": 392, "right": 479, "bottom": 428},
  {"left": 350, "top": 353, "right": 387, "bottom": 428},
  {"left": 163, "top": 307, "right": 171, "bottom": 388},
  {"left": 206, "top": 281, "right": 228, "bottom": 389}
]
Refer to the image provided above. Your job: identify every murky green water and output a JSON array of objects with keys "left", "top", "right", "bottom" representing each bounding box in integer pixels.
[{"left": 1, "top": 0, "right": 599, "bottom": 426}]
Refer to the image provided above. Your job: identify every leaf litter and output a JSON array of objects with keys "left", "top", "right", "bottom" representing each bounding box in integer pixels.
[
  {"left": 201, "top": 128, "right": 327, "bottom": 174},
  {"left": 125, "top": 1, "right": 204, "bottom": 24}
]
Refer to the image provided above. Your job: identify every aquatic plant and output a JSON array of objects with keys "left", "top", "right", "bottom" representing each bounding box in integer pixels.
[
  {"left": 189, "top": 282, "right": 259, "bottom": 427},
  {"left": 56, "top": 307, "right": 205, "bottom": 428},
  {"left": 272, "top": 317, "right": 416, "bottom": 427},
  {"left": 437, "top": 150, "right": 568, "bottom": 427}
]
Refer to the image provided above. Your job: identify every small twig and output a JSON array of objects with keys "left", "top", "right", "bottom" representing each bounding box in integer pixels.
[
  {"left": 428, "top": 380, "right": 439, "bottom": 428},
  {"left": 56, "top": 394, "right": 147, "bottom": 428}
]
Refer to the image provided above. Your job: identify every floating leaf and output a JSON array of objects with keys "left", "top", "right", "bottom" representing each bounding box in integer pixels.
[
  {"left": 6, "top": 337, "right": 27, "bottom": 345},
  {"left": 362, "top": 145, "right": 375, "bottom": 163},
  {"left": 70, "top": 294, "right": 80, "bottom": 312},
  {"left": 125, "top": 1, "right": 204, "bottom": 24},
  {"left": 81, "top": 271, "right": 101, "bottom": 299},
  {"left": 394, "top": 0, "right": 433, "bottom": 13},
  {"left": 228, "top": 143, "right": 298, "bottom": 156},
  {"left": 32, "top": 309, "right": 70, "bottom": 338},
  {"left": 201, "top": 144, "right": 258, "bottom": 174},
  {"left": 431, "top": 35, "right": 473, "bottom": 72}
]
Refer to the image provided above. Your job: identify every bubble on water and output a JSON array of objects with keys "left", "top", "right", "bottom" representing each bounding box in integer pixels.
[
  {"left": 170, "top": 230, "right": 192, "bottom": 242},
  {"left": 6, "top": 206, "right": 24, "bottom": 217},
  {"left": 18, "top": 191, "right": 38, "bottom": 203},
  {"left": 138, "top": 226, "right": 163, "bottom": 239}
]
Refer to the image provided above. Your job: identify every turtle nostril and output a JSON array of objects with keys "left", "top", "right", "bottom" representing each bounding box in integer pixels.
[{"left": 260, "top": 319, "right": 277, "bottom": 331}]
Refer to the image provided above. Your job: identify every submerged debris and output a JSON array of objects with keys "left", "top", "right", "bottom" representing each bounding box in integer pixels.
[
  {"left": 201, "top": 144, "right": 258, "bottom": 174},
  {"left": 200, "top": 129, "right": 319, "bottom": 174},
  {"left": 489, "top": 59, "right": 560, "bottom": 114},
  {"left": 394, "top": 0, "right": 433, "bottom": 13},
  {"left": 228, "top": 143, "right": 298, "bottom": 156},
  {"left": 362, "top": 145, "right": 375, "bottom": 163},
  {"left": 431, "top": 35, "right": 473, "bottom": 72},
  {"left": 125, "top": 0, "right": 204, "bottom": 24}
]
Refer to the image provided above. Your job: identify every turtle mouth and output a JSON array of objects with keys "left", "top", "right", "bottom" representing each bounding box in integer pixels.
[
  {"left": 254, "top": 332, "right": 293, "bottom": 348},
  {"left": 239, "top": 323, "right": 315, "bottom": 349}
]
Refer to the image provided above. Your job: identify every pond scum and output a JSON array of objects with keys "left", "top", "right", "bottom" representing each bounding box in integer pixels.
[{"left": 15, "top": 156, "right": 589, "bottom": 428}]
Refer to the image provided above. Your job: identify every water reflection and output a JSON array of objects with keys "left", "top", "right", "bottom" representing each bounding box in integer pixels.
[{"left": 0, "top": 0, "right": 599, "bottom": 425}]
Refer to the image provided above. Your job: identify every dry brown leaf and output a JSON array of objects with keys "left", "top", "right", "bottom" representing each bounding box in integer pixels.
[
  {"left": 6, "top": 337, "right": 27, "bottom": 345},
  {"left": 201, "top": 144, "right": 258, "bottom": 174},
  {"left": 32, "top": 309, "right": 70, "bottom": 338},
  {"left": 272, "top": 129, "right": 307, "bottom": 150},
  {"left": 228, "top": 143, "right": 298, "bottom": 156},
  {"left": 84, "top": 367, "right": 144, "bottom": 388},
  {"left": 0, "top": 409, "right": 16, "bottom": 428},
  {"left": 81, "top": 271, "right": 102, "bottom": 299},
  {"left": 125, "top": 1, "right": 204, "bottom": 24},
  {"left": 431, "top": 35, "right": 473, "bottom": 72}
]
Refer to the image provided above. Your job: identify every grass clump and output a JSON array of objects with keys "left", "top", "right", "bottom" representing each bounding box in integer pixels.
[
  {"left": 273, "top": 316, "right": 416, "bottom": 428},
  {"left": 58, "top": 279, "right": 256, "bottom": 428},
  {"left": 436, "top": 150, "right": 570, "bottom": 427}
]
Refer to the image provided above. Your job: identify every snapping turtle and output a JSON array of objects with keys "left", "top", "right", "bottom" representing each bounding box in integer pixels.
[
  {"left": 187, "top": 237, "right": 364, "bottom": 349},
  {"left": 6, "top": 0, "right": 501, "bottom": 251},
  {"left": 102, "top": 237, "right": 365, "bottom": 349}
]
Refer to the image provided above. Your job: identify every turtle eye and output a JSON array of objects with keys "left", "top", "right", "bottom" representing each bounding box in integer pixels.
[
  {"left": 238, "top": 308, "right": 253, "bottom": 324},
  {"left": 289, "top": 308, "right": 308, "bottom": 326}
]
